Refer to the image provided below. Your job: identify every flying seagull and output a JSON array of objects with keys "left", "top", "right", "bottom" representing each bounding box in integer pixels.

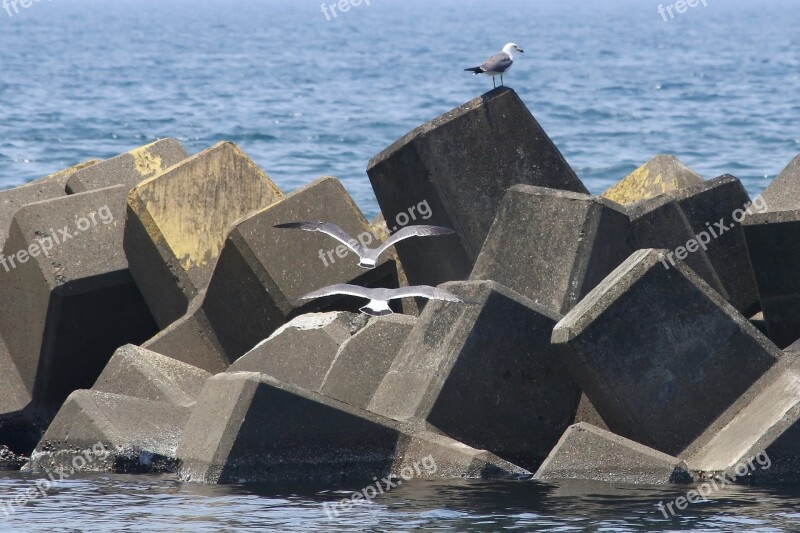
[
  {"left": 465, "top": 43, "right": 524, "bottom": 88},
  {"left": 297, "top": 284, "right": 463, "bottom": 317},
  {"left": 274, "top": 222, "right": 455, "bottom": 269}
]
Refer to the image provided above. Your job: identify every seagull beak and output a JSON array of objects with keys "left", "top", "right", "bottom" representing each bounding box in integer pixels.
[{"left": 517, "top": 48, "right": 524, "bottom": 53}]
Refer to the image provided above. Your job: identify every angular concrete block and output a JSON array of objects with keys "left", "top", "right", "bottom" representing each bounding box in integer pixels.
[
  {"left": 672, "top": 174, "right": 760, "bottom": 316},
  {"left": 93, "top": 344, "right": 211, "bottom": 407},
  {"left": 572, "top": 394, "right": 610, "bottom": 431},
  {"left": 743, "top": 178, "right": 800, "bottom": 347},
  {"left": 534, "top": 423, "right": 690, "bottom": 484},
  {"left": 0, "top": 186, "right": 158, "bottom": 410},
  {"left": 0, "top": 180, "right": 67, "bottom": 250},
  {"left": 471, "top": 185, "right": 632, "bottom": 315},
  {"left": 0, "top": 336, "right": 37, "bottom": 455},
  {"left": 682, "top": 355, "right": 800, "bottom": 482},
  {"left": 757, "top": 154, "right": 800, "bottom": 212},
  {"left": 125, "top": 141, "right": 283, "bottom": 327},
  {"left": 627, "top": 195, "right": 728, "bottom": 298},
  {"left": 25, "top": 390, "right": 190, "bottom": 474},
  {"left": 602, "top": 154, "right": 703, "bottom": 205},
  {"left": 552, "top": 249, "right": 783, "bottom": 456},
  {"left": 65, "top": 139, "right": 188, "bottom": 194},
  {"left": 320, "top": 314, "right": 416, "bottom": 409},
  {"left": 29, "top": 159, "right": 100, "bottom": 188},
  {"left": 228, "top": 312, "right": 370, "bottom": 391},
  {"left": 145, "top": 176, "right": 398, "bottom": 372},
  {"left": 176, "top": 372, "right": 529, "bottom": 484},
  {"left": 367, "top": 87, "right": 586, "bottom": 287},
  {"left": 368, "top": 280, "right": 581, "bottom": 471}
]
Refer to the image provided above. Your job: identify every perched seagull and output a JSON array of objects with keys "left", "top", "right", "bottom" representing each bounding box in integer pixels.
[
  {"left": 297, "top": 284, "right": 464, "bottom": 317},
  {"left": 274, "top": 222, "right": 455, "bottom": 269},
  {"left": 465, "top": 43, "right": 524, "bottom": 88}
]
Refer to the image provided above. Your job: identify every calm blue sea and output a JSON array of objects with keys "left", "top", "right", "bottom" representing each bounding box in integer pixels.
[{"left": 2, "top": 0, "right": 799, "bottom": 530}]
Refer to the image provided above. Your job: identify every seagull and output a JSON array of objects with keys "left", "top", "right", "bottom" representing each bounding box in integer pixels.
[
  {"left": 465, "top": 43, "right": 524, "bottom": 88},
  {"left": 274, "top": 222, "right": 455, "bottom": 269},
  {"left": 297, "top": 284, "right": 464, "bottom": 317}
]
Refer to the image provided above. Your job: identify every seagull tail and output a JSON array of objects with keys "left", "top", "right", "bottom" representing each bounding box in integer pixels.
[{"left": 464, "top": 67, "right": 483, "bottom": 75}]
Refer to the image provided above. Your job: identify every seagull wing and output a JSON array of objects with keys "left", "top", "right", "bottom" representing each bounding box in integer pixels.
[
  {"left": 384, "top": 286, "right": 463, "bottom": 302},
  {"left": 480, "top": 52, "right": 512, "bottom": 73},
  {"left": 274, "top": 222, "right": 365, "bottom": 256},
  {"left": 296, "top": 284, "right": 373, "bottom": 301},
  {"left": 373, "top": 225, "right": 455, "bottom": 258}
]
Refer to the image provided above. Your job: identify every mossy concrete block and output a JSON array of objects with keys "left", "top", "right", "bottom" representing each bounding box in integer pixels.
[
  {"left": 92, "top": 344, "right": 211, "bottom": 407},
  {"left": 144, "top": 177, "right": 398, "bottom": 371},
  {"left": 534, "top": 423, "right": 690, "bottom": 485},
  {"left": 65, "top": 139, "right": 188, "bottom": 194},
  {"left": 368, "top": 280, "right": 581, "bottom": 471},
  {"left": 125, "top": 141, "right": 283, "bottom": 328},
  {"left": 602, "top": 154, "right": 703, "bottom": 205},
  {"left": 367, "top": 87, "right": 586, "bottom": 287},
  {"left": 552, "top": 249, "right": 782, "bottom": 456},
  {"left": 471, "top": 185, "right": 632, "bottom": 315}
]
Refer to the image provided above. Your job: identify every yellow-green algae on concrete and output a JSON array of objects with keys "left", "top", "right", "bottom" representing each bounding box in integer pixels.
[
  {"left": 29, "top": 159, "right": 101, "bottom": 188},
  {"left": 127, "top": 141, "right": 284, "bottom": 275},
  {"left": 130, "top": 142, "right": 169, "bottom": 178},
  {"left": 601, "top": 154, "right": 703, "bottom": 205}
]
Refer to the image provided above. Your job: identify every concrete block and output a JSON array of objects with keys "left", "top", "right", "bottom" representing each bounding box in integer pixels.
[
  {"left": 681, "top": 355, "right": 800, "bottom": 482},
  {"left": 92, "top": 344, "right": 211, "bottom": 407},
  {"left": 25, "top": 390, "right": 190, "bottom": 474},
  {"left": 368, "top": 280, "right": 581, "bottom": 471},
  {"left": 0, "top": 335, "right": 38, "bottom": 455},
  {"left": 471, "top": 185, "right": 632, "bottom": 315},
  {"left": 227, "top": 312, "right": 370, "bottom": 391},
  {"left": 0, "top": 180, "right": 67, "bottom": 250},
  {"left": 176, "top": 372, "right": 529, "bottom": 484},
  {"left": 743, "top": 196, "right": 800, "bottom": 347},
  {"left": 65, "top": 139, "right": 188, "bottom": 194},
  {"left": 602, "top": 154, "right": 703, "bottom": 205},
  {"left": 320, "top": 314, "right": 416, "bottom": 409},
  {"left": 0, "top": 186, "right": 158, "bottom": 411},
  {"left": 29, "top": 159, "right": 100, "bottom": 188},
  {"left": 534, "top": 423, "right": 690, "bottom": 484},
  {"left": 757, "top": 155, "right": 800, "bottom": 212},
  {"left": 672, "top": 174, "right": 760, "bottom": 315},
  {"left": 144, "top": 176, "right": 398, "bottom": 372},
  {"left": 125, "top": 141, "right": 283, "bottom": 328},
  {"left": 627, "top": 195, "right": 728, "bottom": 298},
  {"left": 572, "top": 394, "right": 610, "bottom": 431},
  {"left": 552, "top": 248, "right": 783, "bottom": 456},
  {"left": 367, "top": 87, "right": 586, "bottom": 288}
]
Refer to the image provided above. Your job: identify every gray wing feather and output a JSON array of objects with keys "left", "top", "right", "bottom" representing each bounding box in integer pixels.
[
  {"left": 373, "top": 225, "right": 455, "bottom": 257},
  {"left": 274, "top": 222, "right": 365, "bottom": 256},
  {"left": 297, "top": 284, "right": 372, "bottom": 301},
  {"left": 383, "top": 286, "right": 463, "bottom": 302},
  {"left": 481, "top": 52, "right": 512, "bottom": 73}
]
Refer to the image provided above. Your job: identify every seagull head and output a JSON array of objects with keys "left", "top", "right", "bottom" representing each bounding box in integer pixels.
[{"left": 503, "top": 43, "right": 524, "bottom": 58}]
